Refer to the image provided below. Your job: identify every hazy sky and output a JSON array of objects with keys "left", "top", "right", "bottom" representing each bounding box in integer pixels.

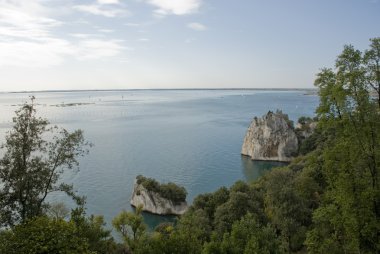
[{"left": 0, "top": 0, "right": 379, "bottom": 91}]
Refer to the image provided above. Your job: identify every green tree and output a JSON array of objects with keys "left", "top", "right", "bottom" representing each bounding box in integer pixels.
[
  {"left": 306, "top": 38, "right": 380, "bottom": 253},
  {"left": 0, "top": 216, "right": 90, "bottom": 254},
  {"left": 47, "top": 202, "right": 70, "bottom": 220},
  {"left": 192, "top": 186, "right": 230, "bottom": 221},
  {"left": 112, "top": 205, "right": 146, "bottom": 251},
  {"left": 261, "top": 167, "right": 311, "bottom": 252},
  {"left": 175, "top": 208, "right": 212, "bottom": 245},
  {"left": 0, "top": 97, "right": 90, "bottom": 227},
  {"left": 135, "top": 210, "right": 211, "bottom": 254},
  {"left": 219, "top": 213, "right": 281, "bottom": 254},
  {"left": 364, "top": 38, "right": 380, "bottom": 108},
  {"left": 71, "top": 206, "right": 119, "bottom": 254},
  {"left": 214, "top": 191, "right": 253, "bottom": 235}
]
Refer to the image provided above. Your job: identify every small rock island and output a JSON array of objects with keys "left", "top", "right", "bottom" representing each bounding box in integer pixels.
[
  {"left": 241, "top": 110, "right": 299, "bottom": 162},
  {"left": 130, "top": 175, "right": 188, "bottom": 215}
]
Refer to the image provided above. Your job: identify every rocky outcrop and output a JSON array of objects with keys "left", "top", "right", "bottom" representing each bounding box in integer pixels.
[
  {"left": 130, "top": 179, "right": 188, "bottom": 215},
  {"left": 241, "top": 111, "right": 299, "bottom": 162}
]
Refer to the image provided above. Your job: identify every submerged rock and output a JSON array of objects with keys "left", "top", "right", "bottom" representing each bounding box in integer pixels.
[
  {"left": 130, "top": 177, "right": 188, "bottom": 215},
  {"left": 241, "top": 110, "right": 299, "bottom": 162}
]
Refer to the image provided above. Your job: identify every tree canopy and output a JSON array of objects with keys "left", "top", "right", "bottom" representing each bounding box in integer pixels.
[
  {"left": 136, "top": 175, "right": 187, "bottom": 204},
  {"left": 0, "top": 97, "right": 91, "bottom": 227}
]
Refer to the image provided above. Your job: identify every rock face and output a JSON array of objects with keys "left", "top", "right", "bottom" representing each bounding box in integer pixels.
[
  {"left": 130, "top": 180, "right": 188, "bottom": 215},
  {"left": 241, "top": 111, "right": 299, "bottom": 162}
]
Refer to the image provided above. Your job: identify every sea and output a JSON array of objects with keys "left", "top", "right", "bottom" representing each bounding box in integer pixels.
[{"left": 0, "top": 89, "right": 319, "bottom": 229}]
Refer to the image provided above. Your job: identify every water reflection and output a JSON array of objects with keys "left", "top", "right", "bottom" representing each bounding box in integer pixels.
[
  {"left": 129, "top": 203, "right": 177, "bottom": 230},
  {"left": 0, "top": 90, "right": 318, "bottom": 231},
  {"left": 241, "top": 156, "right": 288, "bottom": 182},
  {"left": 141, "top": 212, "right": 177, "bottom": 230}
]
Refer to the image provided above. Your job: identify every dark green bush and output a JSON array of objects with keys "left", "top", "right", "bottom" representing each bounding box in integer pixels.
[{"left": 136, "top": 175, "right": 187, "bottom": 204}]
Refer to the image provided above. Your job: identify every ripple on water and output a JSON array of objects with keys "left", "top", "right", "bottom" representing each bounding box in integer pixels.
[{"left": 0, "top": 90, "right": 318, "bottom": 230}]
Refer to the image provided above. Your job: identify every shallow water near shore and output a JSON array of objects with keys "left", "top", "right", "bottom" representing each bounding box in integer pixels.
[{"left": 0, "top": 89, "right": 318, "bottom": 229}]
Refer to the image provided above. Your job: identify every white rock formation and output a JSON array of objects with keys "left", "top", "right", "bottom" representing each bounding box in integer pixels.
[
  {"left": 241, "top": 111, "right": 299, "bottom": 162},
  {"left": 130, "top": 180, "right": 188, "bottom": 215}
]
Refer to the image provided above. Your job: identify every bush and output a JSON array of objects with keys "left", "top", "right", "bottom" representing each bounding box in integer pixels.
[
  {"left": 298, "top": 116, "right": 313, "bottom": 125},
  {"left": 136, "top": 175, "right": 187, "bottom": 204},
  {"left": 0, "top": 217, "right": 90, "bottom": 254}
]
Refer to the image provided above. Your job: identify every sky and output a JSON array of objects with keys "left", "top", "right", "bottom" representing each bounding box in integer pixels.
[{"left": 0, "top": 0, "right": 379, "bottom": 91}]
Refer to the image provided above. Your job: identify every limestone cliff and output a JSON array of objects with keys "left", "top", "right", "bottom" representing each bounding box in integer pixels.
[
  {"left": 130, "top": 179, "right": 188, "bottom": 215},
  {"left": 241, "top": 111, "right": 299, "bottom": 162}
]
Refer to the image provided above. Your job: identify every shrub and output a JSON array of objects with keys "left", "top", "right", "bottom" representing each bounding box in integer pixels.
[{"left": 136, "top": 175, "right": 187, "bottom": 204}]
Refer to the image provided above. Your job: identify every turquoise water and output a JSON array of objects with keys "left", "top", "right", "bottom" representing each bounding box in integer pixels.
[{"left": 0, "top": 90, "right": 318, "bottom": 228}]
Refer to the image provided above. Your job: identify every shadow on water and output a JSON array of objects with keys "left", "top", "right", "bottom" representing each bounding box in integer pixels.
[
  {"left": 142, "top": 211, "right": 177, "bottom": 230},
  {"left": 241, "top": 156, "right": 288, "bottom": 183},
  {"left": 130, "top": 205, "right": 177, "bottom": 230}
]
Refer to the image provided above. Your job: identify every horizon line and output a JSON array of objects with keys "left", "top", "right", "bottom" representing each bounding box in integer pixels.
[{"left": 0, "top": 87, "right": 317, "bottom": 94}]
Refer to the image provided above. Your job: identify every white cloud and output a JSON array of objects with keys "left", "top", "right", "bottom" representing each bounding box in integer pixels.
[
  {"left": 0, "top": 0, "right": 126, "bottom": 68},
  {"left": 0, "top": 37, "right": 125, "bottom": 67},
  {"left": 188, "top": 22, "right": 206, "bottom": 31},
  {"left": 0, "top": 0, "right": 61, "bottom": 39},
  {"left": 69, "top": 33, "right": 95, "bottom": 39},
  {"left": 77, "top": 39, "right": 125, "bottom": 60},
  {"left": 73, "top": 4, "right": 128, "bottom": 18},
  {"left": 0, "top": 0, "right": 71, "bottom": 67},
  {"left": 125, "top": 22, "right": 141, "bottom": 27},
  {"left": 145, "top": 0, "right": 202, "bottom": 15},
  {"left": 98, "top": 29, "right": 114, "bottom": 33},
  {"left": 97, "top": 0, "right": 120, "bottom": 4},
  {"left": 0, "top": 38, "right": 75, "bottom": 67}
]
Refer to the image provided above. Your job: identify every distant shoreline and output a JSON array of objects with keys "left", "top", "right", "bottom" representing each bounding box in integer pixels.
[{"left": 0, "top": 88, "right": 317, "bottom": 94}]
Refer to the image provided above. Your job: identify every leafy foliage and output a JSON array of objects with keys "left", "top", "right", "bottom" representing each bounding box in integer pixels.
[
  {"left": 0, "top": 216, "right": 90, "bottom": 254},
  {"left": 112, "top": 205, "right": 146, "bottom": 252},
  {"left": 0, "top": 97, "right": 91, "bottom": 227},
  {"left": 205, "top": 213, "right": 281, "bottom": 254},
  {"left": 136, "top": 175, "right": 187, "bottom": 204},
  {"left": 305, "top": 37, "right": 380, "bottom": 253},
  {"left": 71, "top": 205, "right": 120, "bottom": 254}
]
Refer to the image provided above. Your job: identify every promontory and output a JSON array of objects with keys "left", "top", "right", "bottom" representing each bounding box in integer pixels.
[
  {"left": 130, "top": 175, "right": 188, "bottom": 215},
  {"left": 241, "top": 110, "right": 299, "bottom": 162}
]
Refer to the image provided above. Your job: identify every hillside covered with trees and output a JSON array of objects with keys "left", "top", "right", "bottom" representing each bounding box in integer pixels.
[{"left": 0, "top": 38, "right": 379, "bottom": 253}]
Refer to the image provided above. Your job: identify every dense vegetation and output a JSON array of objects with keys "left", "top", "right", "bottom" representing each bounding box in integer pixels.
[
  {"left": 0, "top": 37, "right": 379, "bottom": 253},
  {"left": 136, "top": 175, "right": 187, "bottom": 204}
]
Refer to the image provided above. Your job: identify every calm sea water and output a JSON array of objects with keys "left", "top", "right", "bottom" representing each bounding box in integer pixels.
[{"left": 0, "top": 90, "right": 319, "bottom": 228}]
